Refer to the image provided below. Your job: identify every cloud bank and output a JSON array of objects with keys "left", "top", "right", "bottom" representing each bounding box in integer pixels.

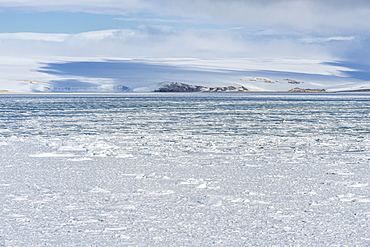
[
  {"left": 1, "top": 0, "right": 369, "bottom": 63},
  {"left": 0, "top": 27, "right": 347, "bottom": 60},
  {"left": 2, "top": 0, "right": 370, "bottom": 34}
]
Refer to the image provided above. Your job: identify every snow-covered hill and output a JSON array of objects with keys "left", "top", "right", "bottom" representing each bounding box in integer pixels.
[{"left": 1, "top": 56, "right": 369, "bottom": 93}]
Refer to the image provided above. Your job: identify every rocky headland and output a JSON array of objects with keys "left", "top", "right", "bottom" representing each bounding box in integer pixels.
[
  {"left": 153, "top": 82, "right": 329, "bottom": 93},
  {"left": 287, "top": 88, "right": 326, "bottom": 93},
  {"left": 154, "top": 82, "right": 249, "bottom": 93}
]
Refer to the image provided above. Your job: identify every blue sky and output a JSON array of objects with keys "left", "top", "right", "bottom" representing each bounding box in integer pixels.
[
  {"left": 0, "top": 0, "right": 370, "bottom": 91},
  {"left": 0, "top": 11, "right": 224, "bottom": 33},
  {"left": 0, "top": 12, "right": 127, "bottom": 33}
]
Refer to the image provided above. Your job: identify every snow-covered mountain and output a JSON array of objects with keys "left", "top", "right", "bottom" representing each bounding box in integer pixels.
[{"left": 1, "top": 56, "right": 369, "bottom": 93}]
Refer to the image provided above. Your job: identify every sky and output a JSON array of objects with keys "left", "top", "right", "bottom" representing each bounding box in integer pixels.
[{"left": 0, "top": 0, "right": 370, "bottom": 91}]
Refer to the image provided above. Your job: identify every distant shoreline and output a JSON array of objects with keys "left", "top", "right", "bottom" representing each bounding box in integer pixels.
[{"left": 1, "top": 90, "right": 370, "bottom": 94}]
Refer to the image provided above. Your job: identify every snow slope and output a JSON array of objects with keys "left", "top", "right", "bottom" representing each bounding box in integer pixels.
[{"left": 0, "top": 56, "right": 369, "bottom": 93}]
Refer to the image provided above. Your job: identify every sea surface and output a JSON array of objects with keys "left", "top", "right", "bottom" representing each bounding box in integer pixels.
[{"left": 1, "top": 93, "right": 370, "bottom": 246}]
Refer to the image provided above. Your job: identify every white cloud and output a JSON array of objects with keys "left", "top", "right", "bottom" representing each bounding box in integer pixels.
[
  {"left": 0, "top": 0, "right": 146, "bottom": 14},
  {"left": 1, "top": 1, "right": 369, "bottom": 79},
  {"left": 0, "top": 26, "right": 336, "bottom": 60},
  {"left": 301, "top": 36, "right": 356, "bottom": 43},
  {"left": 0, "top": 32, "right": 68, "bottom": 42},
  {"left": 162, "top": 0, "right": 370, "bottom": 35},
  {"left": 2, "top": 0, "right": 370, "bottom": 34},
  {"left": 114, "top": 17, "right": 195, "bottom": 24}
]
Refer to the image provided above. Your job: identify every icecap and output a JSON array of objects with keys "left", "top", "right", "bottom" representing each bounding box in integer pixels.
[
  {"left": 1, "top": 93, "right": 370, "bottom": 246},
  {"left": 1, "top": 55, "right": 368, "bottom": 93}
]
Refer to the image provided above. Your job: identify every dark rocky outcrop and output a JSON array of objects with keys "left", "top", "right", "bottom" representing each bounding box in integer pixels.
[
  {"left": 284, "top": 79, "right": 303, "bottom": 84},
  {"left": 154, "top": 82, "right": 204, "bottom": 92},
  {"left": 250, "top": 77, "right": 275, "bottom": 83},
  {"left": 203, "top": 86, "right": 249, "bottom": 92},
  {"left": 154, "top": 82, "right": 249, "bottom": 93},
  {"left": 288, "top": 88, "right": 326, "bottom": 93}
]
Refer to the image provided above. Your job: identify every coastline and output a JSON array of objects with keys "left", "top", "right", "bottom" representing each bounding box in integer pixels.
[
  {"left": 1, "top": 90, "right": 370, "bottom": 94},
  {"left": 1, "top": 87, "right": 370, "bottom": 94}
]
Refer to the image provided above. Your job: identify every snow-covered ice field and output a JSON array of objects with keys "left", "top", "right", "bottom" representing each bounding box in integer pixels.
[{"left": 1, "top": 93, "right": 370, "bottom": 246}]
